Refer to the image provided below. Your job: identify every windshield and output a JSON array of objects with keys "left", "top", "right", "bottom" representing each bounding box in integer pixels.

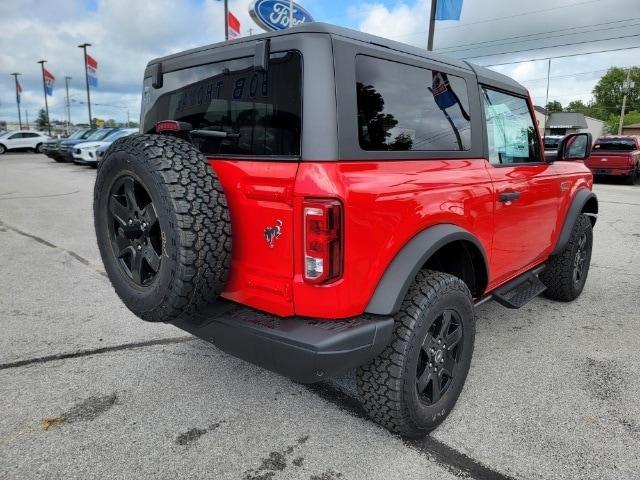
[
  {"left": 107, "top": 129, "right": 135, "bottom": 141},
  {"left": 594, "top": 139, "right": 637, "bottom": 151},
  {"left": 85, "top": 129, "right": 116, "bottom": 141},
  {"left": 68, "top": 129, "right": 88, "bottom": 139},
  {"left": 101, "top": 129, "right": 123, "bottom": 141}
]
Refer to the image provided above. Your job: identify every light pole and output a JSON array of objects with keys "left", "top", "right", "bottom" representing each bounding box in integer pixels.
[
  {"left": 78, "top": 43, "right": 93, "bottom": 127},
  {"left": 10, "top": 73, "right": 22, "bottom": 129},
  {"left": 618, "top": 69, "right": 635, "bottom": 135},
  {"left": 37, "top": 60, "right": 52, "bottom": 135},
  {"left": 65, "top": 76, "right": 72, "bottom": 135}
]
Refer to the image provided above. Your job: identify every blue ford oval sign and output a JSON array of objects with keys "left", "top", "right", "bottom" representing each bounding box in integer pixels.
[{"left": 249, "top": 0, "right": 314, "bottom": 31}]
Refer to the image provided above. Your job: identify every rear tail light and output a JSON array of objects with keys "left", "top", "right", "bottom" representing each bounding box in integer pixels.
[
  {"left": 155, "top": 120, "right": 193, "bottom": 133},
  {"left": 303, "top": 199, "right": 343, "bottom": 284}
]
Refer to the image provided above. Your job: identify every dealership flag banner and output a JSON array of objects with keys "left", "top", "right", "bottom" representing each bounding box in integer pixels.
[
  {"left": 86, "top": 54, "right": 98, "bottom": 87},
  {"left": 435, "top": 0, "right": 463, "bottom": 20},
  {"left": 44, "top": 68, "right": 55, "bottom": 96},
  {"left": 15, "top": 79, "right": 22, "bottom": 104},
  {"left": 228, "top": 11, "right": 241, "bottom": 39}
]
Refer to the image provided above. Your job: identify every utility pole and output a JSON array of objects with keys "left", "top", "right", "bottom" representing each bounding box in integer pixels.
[
  {"left": 618, "top": 69, "right": 635, "bottom": 135},
  {"left": 224, "top": 0, "right": 229, "bottom": 41},
  {"left": 78, "top": 43, "right": 93, "bottom": 127},
  {"left": 25, "top": 110, "right": 29, "bottom": 130},
  {"left": 37, "top": 60, "right": 52, "bottom": 135},
  {"left": 10, "top": 73, "right": 22, "bottom": 129},
  {"left": 65, "top": 76, "right": 72, "bottom": 135},
  {"left": 427, "top": 0, "right": 438, "bottom": 51},
  {"left": 543, "top": 57, "right": 551, "bottom": 139}
]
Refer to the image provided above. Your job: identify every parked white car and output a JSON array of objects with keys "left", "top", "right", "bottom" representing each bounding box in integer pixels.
[
  {"left": 72, "top": 128, "right": 138, "bottom": 166},
  {"left": 0, "top": 130, "right": 51, "bottom": 154}
]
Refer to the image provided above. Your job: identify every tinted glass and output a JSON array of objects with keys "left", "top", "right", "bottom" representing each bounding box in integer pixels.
[
  {"left": 594, "top": 139, "right": 636, "bottom": 151},
  {"left": 68, "top": 129, "right": 88, "bottom": 139},
  {"left": 144, "top": 51, "right": 302, "bottom": 156},
  {"left": 355, "top": 55, "right": 471, "bottom": 151},
  {"left": 544, "top": 137, "right": 562, "bottom": 149},
  {"left": 86, "top": 129, "right": 116, "bottom": 141},
  {"left": 482, "top": 88, "right": 541, "bottom": 164}
]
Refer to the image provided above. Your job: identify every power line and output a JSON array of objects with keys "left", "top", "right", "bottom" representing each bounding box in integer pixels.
[
  {"left": 464, "top": 33, "right": 640, "bottom": 60},
  {"left": 480, "top": 44, "right": 640, "bottom": 67},
  {"left": 437, "top": 0, "right": 604, "bottom": 31},
  {"left": 438, "top": 19, "right": 640, "bottom": 55},
  {"left": 436, "top": 18, "right": 640, "bottom": 53}
]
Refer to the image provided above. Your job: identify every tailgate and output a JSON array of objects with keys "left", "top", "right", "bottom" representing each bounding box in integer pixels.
[
  {"left": 211, "top": 159, "right": 298, "bottom": 317},
  {"left": 586, "top": 152, "right": 634, "bottom": 169}
]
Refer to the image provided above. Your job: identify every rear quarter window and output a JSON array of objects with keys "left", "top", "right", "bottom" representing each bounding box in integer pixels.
[
  {"left": 355, "top": 55, "right": 471, "bottom": 152},
  {"left": 142, "top": 51, "right": 302, "bottom": 157}
]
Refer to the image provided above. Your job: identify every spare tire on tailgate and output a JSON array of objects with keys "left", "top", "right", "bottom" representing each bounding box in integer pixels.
[{"left": 94, "top": 134, "right": 232, "bottom": 322}]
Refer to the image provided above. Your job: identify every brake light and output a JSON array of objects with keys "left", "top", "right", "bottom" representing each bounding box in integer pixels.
[
  {"left": 155, "top": 120, "right": 193, "bottom": 133},
  {"left": 303, "top": 199, "right": 343, "bottom": 284}
]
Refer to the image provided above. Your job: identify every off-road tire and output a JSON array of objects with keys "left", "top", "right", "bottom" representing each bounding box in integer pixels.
[
  {"left": 94, "top": 134, "right": 231, "bottom": 322},
  {"left": 540, "top": 214, "right": 593, "bottom": 301},
  {"left": 357, "top": 270, "right": 475, "bottom": 438}
]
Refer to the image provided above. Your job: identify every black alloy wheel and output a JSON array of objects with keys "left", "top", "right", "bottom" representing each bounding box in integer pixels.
[
  {"left": 107, "top": 174, "right": 162, "bottom": 287},
  {"left": 572, "top": 232, "right": 588, "bottom": 287},
  {"left": 416, "top": 309, "right": 463, "bottom": 405}
]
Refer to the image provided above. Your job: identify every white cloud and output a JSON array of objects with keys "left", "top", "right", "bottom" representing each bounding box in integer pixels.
[
  {"left": 0, "top": 0, "right": 263, "bottom": 126},
  {"left": 352, "top": 0, "right": 640, "bottom": 109}
]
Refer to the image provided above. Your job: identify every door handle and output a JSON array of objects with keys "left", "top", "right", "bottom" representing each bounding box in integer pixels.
[{"left": 498, "top": 191, "right": 521, "bottom": 203}]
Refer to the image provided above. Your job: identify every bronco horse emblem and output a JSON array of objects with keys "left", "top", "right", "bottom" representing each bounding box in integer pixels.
[{"left": 264, "top": 220, "right": 283, "bottom": 248}]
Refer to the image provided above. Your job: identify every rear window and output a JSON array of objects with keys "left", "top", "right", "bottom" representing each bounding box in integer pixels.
[
  {"left": 355, "top": 55, "right": 471, "bottom": 151},
  {"left": 594, "top": 139, "right": 637, "bottom": 151},
  {"left": 143, "top": 51, "right": 301, "bottom": 157},
  {"left": 544, "top": 137, "right": 562, "bottom": 149}
]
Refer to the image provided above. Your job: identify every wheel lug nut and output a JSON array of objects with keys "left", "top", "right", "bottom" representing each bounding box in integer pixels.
[
  {"left": 128, "top": 219, "right": 133, "bottom": 225},
  {"left": 137, "top": 245, "right": 142, "bottom": 250},
  {"left": 429, "top": 362, "right": 432, "bottom": 367}
]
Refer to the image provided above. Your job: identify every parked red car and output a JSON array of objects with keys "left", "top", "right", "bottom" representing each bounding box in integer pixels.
[
  {"left": 586, "top": 135, "right": 640, "bottom": 184},
  {"left": 94, "top": 23, "right": 597, "bottom": 437}
]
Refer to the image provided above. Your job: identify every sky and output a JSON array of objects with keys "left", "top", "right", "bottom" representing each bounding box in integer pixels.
[{"left": 1, "top": 0, "right": 639, "bottom": 126}]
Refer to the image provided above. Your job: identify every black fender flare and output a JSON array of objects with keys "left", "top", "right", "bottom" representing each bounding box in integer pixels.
[
  {"left": 365, "top": 224, "right": 489, "bottom": 316},
  {"left": 552, "top": 189, "right": 598, "bottom": 255}
]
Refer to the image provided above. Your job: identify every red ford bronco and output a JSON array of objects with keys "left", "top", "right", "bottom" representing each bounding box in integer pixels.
[{"left": 94, "top": 23, "right": 598, "bottom": 438}]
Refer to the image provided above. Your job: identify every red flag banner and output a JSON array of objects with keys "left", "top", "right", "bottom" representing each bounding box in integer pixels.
[
  {"left": 228, "top": 11, "right": 241, "bottom": 39},
  {"left": 86, "top": 54, "right": 98, "bottom": 87},
  {"left": 43, "top": 68, "right": 55, "bottom": 96}
]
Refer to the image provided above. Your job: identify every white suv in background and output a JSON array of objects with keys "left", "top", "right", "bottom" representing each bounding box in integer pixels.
[{"left": 0, "top": 131, "right": 50, "bottom": 154}]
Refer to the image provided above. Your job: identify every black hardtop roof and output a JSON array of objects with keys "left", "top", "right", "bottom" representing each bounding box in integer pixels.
[{"left": 146, "top": 22, "right": 525, "bottom": 95}]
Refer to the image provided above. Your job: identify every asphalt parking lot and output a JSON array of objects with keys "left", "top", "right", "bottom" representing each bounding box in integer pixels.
[{"left": 1, "top": 152, "right": 639, "bottom": 480}]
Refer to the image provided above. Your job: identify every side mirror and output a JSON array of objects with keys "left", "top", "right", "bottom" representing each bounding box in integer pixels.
[{"left": 557, "top": 132, "right": 592, "bottom": 161}]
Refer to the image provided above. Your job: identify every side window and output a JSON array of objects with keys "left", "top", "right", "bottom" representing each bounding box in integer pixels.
[
  {"left": 355, "top": 55, "right": 471, "bottom": 152},
  {"left": 145, "top": 51, "right": 302, "bottom": 156},
  {"left": 8, "top": 133, "right": 21, "bottom": 139},
  {"left": 482, "top": 87, "right": 541, "bottom": 165},
  {"left": 26, "top": 133, "right": 39, "bottom": 138}
]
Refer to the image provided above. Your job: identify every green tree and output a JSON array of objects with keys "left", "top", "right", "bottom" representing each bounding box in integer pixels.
[
  {"left": 36, "top": 108, "right": 49, "bottom": 129},
  {"left": 545, "top": 100, "right": 563, "bottom": 113},
  {"left": 592, "top": 67, "right": 640, "bottom": 118},
  {"left": 605, "top": 110, "right": 640, "bottom": 134}
]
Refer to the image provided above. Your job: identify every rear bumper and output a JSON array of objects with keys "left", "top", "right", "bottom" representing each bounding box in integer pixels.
[
  {"left": 588, "top": 166, "right": 633, "bottom": 176},
  {"left": 171, "top": 301, "right": 394, "bottom": 383}
]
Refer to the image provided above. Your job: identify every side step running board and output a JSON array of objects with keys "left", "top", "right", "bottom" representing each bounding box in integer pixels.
[{"left": 491, "top": 268, "right": 547, "bottom": 309}]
